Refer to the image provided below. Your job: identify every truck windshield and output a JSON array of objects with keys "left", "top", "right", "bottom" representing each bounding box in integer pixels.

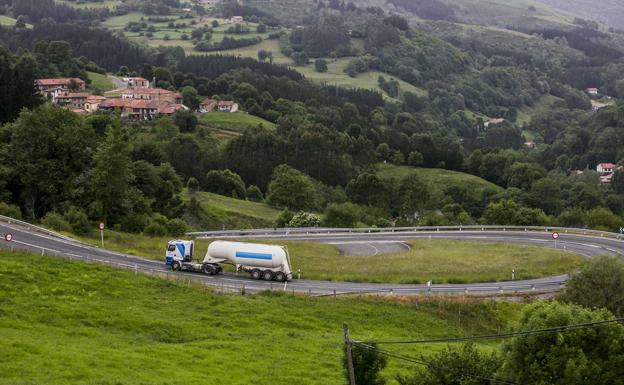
[{"left": 167, "top": 244, "right": 175, "bottom": 252}]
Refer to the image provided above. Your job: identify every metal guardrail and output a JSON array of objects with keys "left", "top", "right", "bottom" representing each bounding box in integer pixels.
[
  {"left": 0, "top": 214, "right": 76, "bottom": 241},
  {"left": 188, "top": 225, "right": 624, "bottom": 240}
]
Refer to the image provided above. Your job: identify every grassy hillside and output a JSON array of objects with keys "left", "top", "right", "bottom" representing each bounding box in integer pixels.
[
  {"left": 200, "top": 112, "right": 276, "bottom": 132},
  {"left": 516, "top": 94, "right": 563, "bottom": 126},
  {"left": 183, "top": 190, "right": 281, "bottom": 230},
  {"left": 86, "top": 71, "right": 114, "bottom": 92},
  {"left": 0, "top": 15, "right": 32, "bottom": 28},
  {"left": 536, "top": 0, "right": 624, "bottom": 29},
  {"left": 377, "top": 163, "right": 504, "bottom": 194},
  {"left": 0, "top": 251, "right": 520, "bottom": 385}
]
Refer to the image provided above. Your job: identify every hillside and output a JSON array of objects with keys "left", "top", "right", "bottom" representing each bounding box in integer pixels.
[
  {"left": 0, "top": 251, "right": 520, "bottom": 384},
  {"left": 537, "top": 0, "right": 624, "bottom": 29},
  {"left": 182, "top": 190, "right": 281, "bottom": 230},
  {"left": 377, "top": 163, "right": 504, "bottom": 194}
]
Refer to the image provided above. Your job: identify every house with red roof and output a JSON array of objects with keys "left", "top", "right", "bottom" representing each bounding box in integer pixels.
[
  {"left": 35, "top": 78, "right": 86, "bottom": 97},
  {"left": 200, "top": 98, "right": 239, "bottom": 113}
]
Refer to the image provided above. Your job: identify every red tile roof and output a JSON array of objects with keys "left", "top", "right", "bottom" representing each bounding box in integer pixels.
[
  {"left": 599, "top": 163, "right": 616, "bottom": 169},
  {"left": 36, "top": 78, "right": 85, "bottom": 86}
]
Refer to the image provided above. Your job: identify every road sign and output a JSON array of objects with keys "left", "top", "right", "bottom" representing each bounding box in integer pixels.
[
  {"left": 99, "top": 222, "right": 105, "bottom": 230},
  {"left": 4, "top": 233, "right": 12, "bottom": 242},
  {"left": 552, "top": 232, "right": 560, "bottom": 240}
]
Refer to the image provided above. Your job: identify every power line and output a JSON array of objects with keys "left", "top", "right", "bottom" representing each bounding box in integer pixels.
[
  {"left": 357, "top": 317, "right": 624, "bottom": 345},
  {"left": 352, "top": 341, "right": 519, "bottom": 385}
]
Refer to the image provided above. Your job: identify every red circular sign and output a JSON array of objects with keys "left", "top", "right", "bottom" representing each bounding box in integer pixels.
[
  {"left": 4, "top": 233, "right": 12, "bottom": 242},
  {"left": 99, "top": 222, "right": 105, "bottom": 230},
  {"left": 552, "top": 232, "right": 560, "bottom": 240}
]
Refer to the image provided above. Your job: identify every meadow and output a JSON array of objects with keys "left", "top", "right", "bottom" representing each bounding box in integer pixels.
[
  {"left": 200, "top": 111, "right": 276, "bottom": 131},
  {"left": 0, "top": 251, "right": 520, "bottom": 385}
]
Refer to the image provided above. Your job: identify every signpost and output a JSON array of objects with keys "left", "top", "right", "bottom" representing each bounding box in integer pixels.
[
  {"left": 99, "top": 222, "right": 105, "bottom": 248},
  {"left": 4, "top": 233, "right": 12, "bottom": 242},
  {"left": 552, "top": 232, "right": 559, "bottom": 249}
]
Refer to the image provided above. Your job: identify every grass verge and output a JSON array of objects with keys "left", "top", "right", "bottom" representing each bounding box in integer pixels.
[{"left": 0, "top": 251, "right": 520, "bottom": 385}]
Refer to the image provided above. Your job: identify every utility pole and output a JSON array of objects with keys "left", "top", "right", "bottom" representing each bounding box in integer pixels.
[{"left": 343, "top": 323, "right": 356, "bottom": 385}]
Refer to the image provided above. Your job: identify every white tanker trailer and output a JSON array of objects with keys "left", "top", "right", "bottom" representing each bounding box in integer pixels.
[{"left": 165, "top": 240, "right": 293, "bottom": 282}]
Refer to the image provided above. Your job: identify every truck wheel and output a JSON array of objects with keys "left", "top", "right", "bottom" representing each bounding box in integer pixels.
[
  {"left": 202, "top": 264, "right": 215, "bottom": 275},
  {"left": 274, "top": 272, "right": 286, "bottom": 282},
  {"left": 172, "top": 261, "right": 181, "bottom": 271},
  {"left": 262, "top": 270, "right": 274, "bottom": 281},
  {"left": 251, "top": 269, "right": 262, "bottom": 280}
]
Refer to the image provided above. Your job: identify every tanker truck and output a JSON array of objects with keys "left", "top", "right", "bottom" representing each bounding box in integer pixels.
[{"left": 165, "top": 240, "right": 293, "bottom": 282}]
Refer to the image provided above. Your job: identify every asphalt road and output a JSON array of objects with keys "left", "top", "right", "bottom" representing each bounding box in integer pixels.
[{"left": 2, "top": 221, "right": 623, "bottom": 296}]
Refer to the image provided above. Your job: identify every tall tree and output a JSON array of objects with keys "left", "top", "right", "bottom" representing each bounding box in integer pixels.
[{"left": 91, "top": 123, "right": 133, "bottom": 224}]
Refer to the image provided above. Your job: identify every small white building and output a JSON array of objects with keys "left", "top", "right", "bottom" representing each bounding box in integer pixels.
[{"left": 587, "top": 87, "right": 599, "bottom": 95}]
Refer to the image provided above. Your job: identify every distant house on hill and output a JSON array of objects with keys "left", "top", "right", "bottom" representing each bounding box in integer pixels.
[
  {"left": 230, "top": 16, "right": 244, "bottom": 23},
  {"left": 597, "top": 163, "right": 616, "bottom": 174},
  {"left": 200, "top": 99, "right": 239, "bottom": 113},
  {"left": 587, "top": 87, "right": 599, "bottom": 95},
  {"left": 484, "top": 118, "right": 505, "bottom": 129}
]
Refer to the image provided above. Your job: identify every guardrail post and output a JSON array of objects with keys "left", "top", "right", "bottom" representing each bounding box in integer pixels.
[
  {"left": 241, "top": 284, "right": 246, "bottom": 295},
  {"left": 499, "top": 286, "right": 504, "bottom": 294},
  {"left": 308, "top": 289, "right": 311, "bottom": 297},
  {"left": 333, "top": 289, "right": 336, "bottom": 299},
  {"left": 532, "top": 285, "right": 536, "bottom": 292},
  {"left": 41, "top": 248, "right": 44, "bottom": 256}
]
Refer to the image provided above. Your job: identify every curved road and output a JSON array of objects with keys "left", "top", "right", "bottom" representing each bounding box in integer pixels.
[{"left": 1, "top": 221, "right": 623, "bottom": 296}]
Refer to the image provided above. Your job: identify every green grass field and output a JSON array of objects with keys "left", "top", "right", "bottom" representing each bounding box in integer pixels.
[
  {"left": 86, "top": 71, "right": 114, "bottom": 92},
  {"left": 200, "top": 111, "right": 276, "bottom": 131},
  {"left": 0, "top": 15, "right": 32, "bottom": 28},
  {"left": 183, "top": 190, "right": 281, "bottom": 230},
  {"left": 377, "top": 163, "right": 504, "bottom": 194},
  {"left": 0, "top": 251, "right": 520, "bottom": 385},
  {"left": 516, "top": 94, "right": 563, "bottom": 125},
  {"left": 57, "top": 0, "right": 122, "bottom": 8},
  {"left": 208, "top": 39, "right": 427, "bottom": 99}
]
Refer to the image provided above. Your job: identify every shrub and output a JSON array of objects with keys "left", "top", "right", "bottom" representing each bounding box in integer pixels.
[
  {"left": 41, "top": 212, "right": 71, "bottom": 232},
  {"left": 288, "top": 211, "right": 321, "bottom": 228},
  {"left": 275, "top": 208, "right": 294, "bottom": 228},
  {"left": 324, "top": 203, "right": 360, "bottom": 228},
  {"left": 562, "top": 256, "right": 624, "bottom": 317},
  {"left": 247, "top": 185, "right": 264, "bottom": 202},
  {"left": 64, "top": 207, "right": 91, "bottom": 235},
  {"left": 204, "top": 169, "right": 246, "bottom": 199},
  {"left": 187, "top": 177, "right": 200, "bottom": 192},
  {"left": 167, "top": 218, "right": 189, "bottom": 236},
  {"left": 0, "top": 202, "right": 22, "bottom": 219}
]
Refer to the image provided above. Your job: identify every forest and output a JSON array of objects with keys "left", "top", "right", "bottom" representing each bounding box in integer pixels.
[{"left": 1, "top": 0, "right": 624, "bottom": 235}]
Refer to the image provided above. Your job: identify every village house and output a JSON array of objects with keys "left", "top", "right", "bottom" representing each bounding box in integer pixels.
[
  {"left": 53, "top": 89, "right": 89, "bottom": 109},
  {"left": 121, "top": 87, "right": 182, "bottom": 104},
  {"left": 35, "top": 78, "right": 86, "bottom": 97},
  {"left": 230, "top": 16, "right": 244, "bottom": 23},
  {"left": 123, "top": 77, "right": 150, "bottom": 88},
  {"left": 83, "top": 95, "right": 107, "bottom": 113},
  {"left": 200, "top": 98, "right": 239, "bottom": 113},
  {"left": 586, "top": 87, "right": 599, "bottom": 96},
  {"left": 99, "top": 98, "right": 187, "bottom": 120}
]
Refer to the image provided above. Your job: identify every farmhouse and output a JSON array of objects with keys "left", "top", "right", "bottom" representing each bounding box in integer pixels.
[
  {"left": 83, "top": 95, "right": 107, "bottom": 113},
  {"left": 230, "top": 16, "right": 244, "bottom": 23},
  {"left": 53, "top": 90, "right": 88, "bottom": 109},
  {"left": 123, "top": 77, "right": 150, "bottom": 88},
  {"left": 99, "top": 98, "right": 187, "bottom": 120},
  {"left": 200, "top": 99, "right": 239, "bottom": 113},
  {"left": 121, "top": 87, "right": 182, "bottom": 104},
  {"left": 35, "top": 78, "right": 86, "bottom": 97},
  {"left": 586, "top": 87, "right": 599, "bottom": 95}
]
